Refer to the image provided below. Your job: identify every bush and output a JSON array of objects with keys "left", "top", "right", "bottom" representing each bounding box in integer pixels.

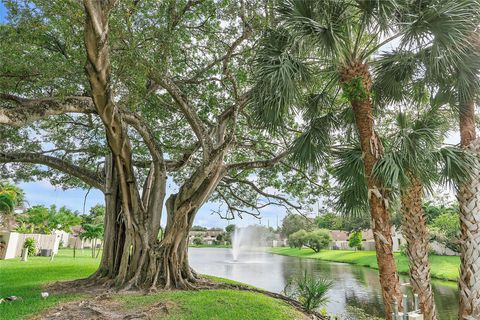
[
  {"left": 429, "top": 212, "right": 460, "bottom": 252},
  {"left": 284, "top": 271, "right": 333, "bottom": 311},
  {"left": 289, "top": 229, "right": 331, "bottom": 252},
  {"left": 192, "top": 236, "right": 204, "bottom": 245},
  {"left": 24, "top": 238, "right": 36, "bottom": 256},
  {"left": 348, "top": 231, "right": 362, "bottom": 251},
  {"left": 288, "top": 229, "right": 308, "bottom": 249},
  {"left": 304, "top": 229, "right": 331, "bottom": 253}
]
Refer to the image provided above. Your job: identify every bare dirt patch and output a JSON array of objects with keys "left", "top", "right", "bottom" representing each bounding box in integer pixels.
[{"left": 32, "top": 294, "right": 177, "bottom": 320}]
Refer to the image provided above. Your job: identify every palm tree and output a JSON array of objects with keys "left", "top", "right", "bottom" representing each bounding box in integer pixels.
[
  {"left": 0, "top": 182, "right": 24, "bottom": 230},
  {"left": 373, "top": 110, "right": 473, "bottom": 319},
  {"left": 250, "top": 1, "right": 479, "bottom": 315},
  {"left": 0, "top": 193, "right": 15, "bottom": 213},
  {"left": 371, "top": 15, "right": 480, "bottom": 317},
  {"left": 80, "top": 224, "right": 104, "bottom": 258},
  {"left": 453, "top": 37, "right": 480, "bottom": 318}
]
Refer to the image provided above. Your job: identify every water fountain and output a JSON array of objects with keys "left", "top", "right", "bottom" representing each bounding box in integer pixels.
[
  {"left": 231, "top": 227, "right": 246, "bottom": 261},
  {"left": 230, "top": 225, "right": 270, "bottom": 262}
]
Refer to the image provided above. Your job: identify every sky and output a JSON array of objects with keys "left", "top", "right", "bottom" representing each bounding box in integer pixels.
[{"left": 0, "top": 2, "right": 463, "bottom": 230}]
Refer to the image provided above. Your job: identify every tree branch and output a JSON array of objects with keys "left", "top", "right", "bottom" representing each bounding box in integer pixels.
[
  {"left": 226, "top": 151, "right": 289, "bottom": 171},
  {"left": 122, "top": 111, "right": 165, "bottom": 169},
  {"left": 223, "top": 177, "right": 302, "bottom": 210},
  {"left": 153, "top": 76, "right": 213, "bottom": 155},
  {"left": 0, "top": 95, "right": 165, "bottom": 172},
  {"left": 0, "top": 95, "right": 95, "bottom": 126},
  {"left": 0, "top": 151, "right": 105, "bottom": 191}
]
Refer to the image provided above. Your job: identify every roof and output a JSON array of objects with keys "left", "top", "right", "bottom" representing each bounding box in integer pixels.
[
  {"left": 330, "top": 230, "right": 349, "bottom": 241},
  {"left": 362, "top": 229, "right": 374, "bottom": 241},
  {"left": 189, "top": 230, "right": 224, "bottom": 237}
]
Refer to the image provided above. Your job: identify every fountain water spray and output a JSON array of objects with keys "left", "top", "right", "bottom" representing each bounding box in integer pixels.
[{"left": 231, "top": 225, "right": 272, "bottom": 262}]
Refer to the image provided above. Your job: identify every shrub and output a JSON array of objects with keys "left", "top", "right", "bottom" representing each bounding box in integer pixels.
[
  {"left": 348, "top": 231, "right": 363, "bottom": 251},
  {"left": 284, "top": 271, "right": 333, "bottom": 311},
  {"left": 288, "top": 229, "right": 308, "bottom": 249},
  {"left": 192, "top": 236, "right": 204, "bottom": 245},
  {"left": 304, "top": 229, "right": 331, "bottom": 253},
  {"left": 24, "top": 237, "right": 36, "bottom": 256},
  {"left": 429, "top": 212, "right": 460, "bottom": 252}
]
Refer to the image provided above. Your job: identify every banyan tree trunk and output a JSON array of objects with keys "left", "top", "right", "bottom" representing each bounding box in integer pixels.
[
  {"left": 458, "top": 99, "right": 480, "bottom": 318},
  {"left": 92, "top": 194, "right": 195, "bottom": 289},
  {"left": 91, "top": 158, "right": 204, "bottom": 289},
  {"left": 401, "top": 177, "right": 437, "bottom": 320},
  {"left": 83, "top": 1, "right": 225, "bottom": 291},
  {"left": 340, "top": 62, "right": 402, "bottom": 318}
]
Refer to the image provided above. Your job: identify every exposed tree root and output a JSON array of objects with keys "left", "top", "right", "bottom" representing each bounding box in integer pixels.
[
  {"left": 43, "top": 277, "right": 327, "bottom": 319},
  {"left": 32, "top": 293, "right": 177, "bottom": 320}
]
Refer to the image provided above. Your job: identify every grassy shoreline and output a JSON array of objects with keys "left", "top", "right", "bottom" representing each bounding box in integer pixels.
[
  {"left": 189, "top": 244, "right": 231, "bottom": 248},
  {"left": 0, "top": 249, "right": 303, "bottom": 320},
  {"left": 269, "top": 247, "right": 460, "bottom": 282}
]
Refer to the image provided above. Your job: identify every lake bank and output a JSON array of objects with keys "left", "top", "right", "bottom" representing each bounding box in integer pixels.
[
  {"left": 0, "top": 249, "right": 310, "bottom": 320},
  {"left": 189, "top": 247, "right": 458, "bottom": 319},
  {"left": 269, "top": 247, "right": 459, "bottom": 282}
]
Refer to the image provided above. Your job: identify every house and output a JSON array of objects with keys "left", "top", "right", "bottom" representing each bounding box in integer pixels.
[
  {"left": 360, "top": 227, "right": 404, "bottom": 252},
  {"left": 327, "top": 227, "right": 404, "bottom": 252},
  {"left": 67, "top": 226, "right": 102, "bottom": 249},
  {"left": 188, "top": 229, "right": 224, "bottom": 245},
  {"left": 269, "top": 233, "right": 288, "bottom": 247},
  {"left": 329, "top": 230, "right": 350, "bottom": 250}
]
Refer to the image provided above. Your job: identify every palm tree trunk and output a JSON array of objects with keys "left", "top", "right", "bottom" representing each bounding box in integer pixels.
[
  {"left": 458, "top": 99, "right": 480, "bottom": 318},
  {"left": 401, "top": 176, "right": 437, "bottom": 319},
  {"left": 341, "top": 62, "right": 402, "bottom": 318}
]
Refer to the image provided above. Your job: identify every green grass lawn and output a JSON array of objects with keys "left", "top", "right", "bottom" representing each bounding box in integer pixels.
[
  {"left": 0, "top": 249, "right": 304, "bottom": 320},
  {"left": 269, "top": 247, "right": 460, "bottom": 282},
  {"left": 114, "top": 290, "right": 302, "bottom": 320},
  {"left": 0, "top": 249, "right": 99, "bottom": 319}
]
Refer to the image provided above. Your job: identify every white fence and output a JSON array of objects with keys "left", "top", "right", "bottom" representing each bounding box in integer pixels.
[{"left": 0, "top": 231, "right": 60, "bottom": 259}]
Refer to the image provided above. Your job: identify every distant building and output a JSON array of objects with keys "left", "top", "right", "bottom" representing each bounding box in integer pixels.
[
  {"left": 188, "top": 229, "right": 224, "bottom": 245},
  {"left": 330, "top": 230, "right": 350, "bottom": 250},
  {"left": 326, "top": 227, "right": 404, "bottom": 252},
  {"left": 66, "top": 225, "right": 102, "bottom": 249}
]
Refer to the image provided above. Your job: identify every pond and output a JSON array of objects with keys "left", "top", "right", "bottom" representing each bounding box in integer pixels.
[{"left": 189, "top": 248, "right": 458, "bottom": 319}]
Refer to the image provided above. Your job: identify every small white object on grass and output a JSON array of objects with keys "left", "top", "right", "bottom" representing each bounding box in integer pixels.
[{"left": 41, "top": 292, "right": 49, "bottom": 299}]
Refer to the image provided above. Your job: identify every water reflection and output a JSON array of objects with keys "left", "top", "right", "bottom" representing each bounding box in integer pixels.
[{"left": 188, "top": 248, "right": 458, "bottom": 319}]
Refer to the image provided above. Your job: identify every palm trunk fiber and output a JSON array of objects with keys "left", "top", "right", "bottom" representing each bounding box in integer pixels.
[
  {"left": 341, "top": 62, "right": 402, "bottom": 318},
  {"left": 401, "top": 176, "right": 437, "bottom": 319},
  {"left": 458, "top": 99, "right": 480, "bottom": 318}
]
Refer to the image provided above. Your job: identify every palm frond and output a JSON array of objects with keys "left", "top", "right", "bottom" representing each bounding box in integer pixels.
[
  {"left": 332, "top": 144, "right": 369, "bottom": 216},
  {"left": 249, "top": 28, "right": 311, "bottom": 130},
  {"left": 290, "top": 112, "right": 338, "bottom": 169},
  {"left": 277, "top": 0, "right": 327, "bottom": 37},
  {"left": 400, "top": 0, "right": 480, "bottom": 80},
  {"left": 277, "top": 0, "right": 350, "bottom": 57},
  {"left": 434, "top": 146, "right": 477, "bottom": 189},
  {"left": 355, "top": 0, "right": 402, "bottom": 35},
  {"left": 0, "top": 193, "right": 15, "bottom": 213},
  {"left": 373, "top": 151, "right": 410, "bottom": 190},
  {"left": 372, "top": 50, "right": 424, "bottom": 104}
]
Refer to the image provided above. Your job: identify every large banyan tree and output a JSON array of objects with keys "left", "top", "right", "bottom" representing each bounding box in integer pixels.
[{"left": 0, "top": 0, "right": 320, "bottom": 289}]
